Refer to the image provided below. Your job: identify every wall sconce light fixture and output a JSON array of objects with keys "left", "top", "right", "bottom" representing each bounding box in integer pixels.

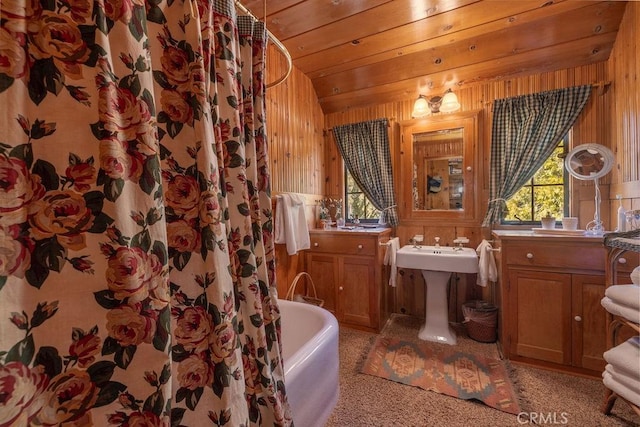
[{"left": 411, "top": 89, "right": 461, "bottom": 118}]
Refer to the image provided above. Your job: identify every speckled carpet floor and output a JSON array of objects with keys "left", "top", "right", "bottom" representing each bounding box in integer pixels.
[{"left": 325, "top": 314, "right": 639, "bottom": 427}]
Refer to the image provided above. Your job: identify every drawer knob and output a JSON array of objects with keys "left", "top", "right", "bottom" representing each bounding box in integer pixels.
[
  {"left": 358, "top": 244, "right": 363, "bottom": 249},
  {"left": 526, "top": 253, "right": 534, "bottom": 259},
  {"left": 339, "top": 286, "right": 344, "bottom": 291},
  {"left": 314, "top": 242, "right": 319, "bottom": 247},
  {"left": 618, "top": 257, "right": 627, "bottom": 264},
  {"left": 574, "top": 315, "right": 582, "bottom": 322}
]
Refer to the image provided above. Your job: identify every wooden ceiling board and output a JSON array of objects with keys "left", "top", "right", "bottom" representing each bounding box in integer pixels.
[
  {"left": 240, "top": 0, "right": 629, "bottom": 114},
  {"left": 300, "top": 1, "right": 595, "bottom": 79},
  {"left": 311, "top": 1, "right": 625, "bottom": 99},
  {"left": 258, "top": 0, "right": 393, "bottom": 40},
  {"left": 283, "top": 0, "right": 477, "bottom": 59},
  {"left": 318, "top": 32, "right": 617, "bottom": 113},
  {"left": 297, "top": 0, "right": 584, "bottom": 76},
  {"left": 240, "top": 0, "right": 302, "bottom": 18}
]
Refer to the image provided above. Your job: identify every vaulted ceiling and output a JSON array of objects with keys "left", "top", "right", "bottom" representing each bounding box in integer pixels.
[{"left": 240, "top": 0, "right": 628, "bottom": 114}]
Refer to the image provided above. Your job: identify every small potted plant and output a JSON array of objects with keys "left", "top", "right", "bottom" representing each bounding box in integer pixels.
[
  {"left": 540, "top": 212, "right": 557, "bottom": 230},
  {"left": 317, "top": 199, "right": 330, "bottom": 229}
]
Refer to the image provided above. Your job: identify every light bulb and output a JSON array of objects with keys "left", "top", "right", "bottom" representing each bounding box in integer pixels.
[{"left": 439, "top": 89, "right": 460, "bottom": 113}]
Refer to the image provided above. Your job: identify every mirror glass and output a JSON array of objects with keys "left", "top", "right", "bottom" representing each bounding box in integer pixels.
[
  {"left": 564, "top": 143, "right": 614, "bottom": 236},
  {"left": 564, "top": 143, "right": 614, "bottom": 180},
  {"left": 413, "top": 128, "right": 464, "bottom": 211}
]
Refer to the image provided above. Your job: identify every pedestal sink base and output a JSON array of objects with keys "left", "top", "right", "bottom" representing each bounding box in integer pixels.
[
  {"left": 394, "top": 245, "right": 479, "bottom": 346},
  {"left": 420, "top": 270, "right": 457, "bottom": 345}
]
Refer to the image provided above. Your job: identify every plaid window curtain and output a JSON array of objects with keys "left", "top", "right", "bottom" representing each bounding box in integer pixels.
[
  {"left": 482, "top": 85, "right": 592, "bottom": 226},
  {"left": 333, "top": 119, "right": 398, "bottom": 226}
]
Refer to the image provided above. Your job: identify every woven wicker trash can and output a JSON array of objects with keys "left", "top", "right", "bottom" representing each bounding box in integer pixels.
[{"left": 462, "top": 300, "right": 498, "bottom": 343}]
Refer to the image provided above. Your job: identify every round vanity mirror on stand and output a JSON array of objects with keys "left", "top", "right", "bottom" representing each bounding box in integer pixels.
[{"left": 564, "top": 143, "right": 615, "bottom": 236}]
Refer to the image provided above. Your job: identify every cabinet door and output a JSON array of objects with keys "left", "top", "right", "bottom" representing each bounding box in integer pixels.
[
  {"left": 305, "top": 253, "right": 338, "bottom": 315},
  {"left": 509, "top": 270, "right": 572, "bottom": 365},
  {"left": 339, "top": 256, "right": 375, "bottom": 328},
  {"left": 572, "top": 274, "right": 606, "bottom": 371}
]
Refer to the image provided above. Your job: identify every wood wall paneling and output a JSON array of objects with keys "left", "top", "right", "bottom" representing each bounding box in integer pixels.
[
  {"left": 608, "top": 1, "right": 640, "bottom": 216},
  {"left": 266, "top": 44, "right": 326, "bottom": 196}
]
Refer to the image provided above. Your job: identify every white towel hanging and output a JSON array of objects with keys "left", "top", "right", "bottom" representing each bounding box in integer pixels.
[
  {"left": 383, "top": 237, "right": 400, "bottom": 287},
  {"left": 274, "top": 193, "right": 310, "bottom": 255},
  {"left": 475, "top": 239, "right": 497, "bottom": 287}
]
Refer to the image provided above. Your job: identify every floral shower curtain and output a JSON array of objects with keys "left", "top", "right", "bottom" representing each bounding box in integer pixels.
[{"left": 0, "top": 1, "right": 290, "bottom": 426}]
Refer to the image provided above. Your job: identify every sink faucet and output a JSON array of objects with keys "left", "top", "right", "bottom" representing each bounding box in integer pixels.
[
  {"left": 434, "top": 237, "right": 440, "bottom": 247},
  {"left": 452, "top": 237, "right": 469, "bottom": 251}
]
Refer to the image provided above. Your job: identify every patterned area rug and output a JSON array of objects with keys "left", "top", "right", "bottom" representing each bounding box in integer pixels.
[{"left": 361, "top": 336, "right": 522, "bottom": 415}]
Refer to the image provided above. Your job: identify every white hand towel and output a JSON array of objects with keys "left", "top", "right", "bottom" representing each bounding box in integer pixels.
[
  {"left": 475, "top": 239, "right": 497, "bottom": 287},
  {"left": 288, "top": 193, "right": 310, "bottom": 254},
  {"left": 274, "top": 194, "right": 310, "bottom": 255},
  {"left": 383, "top": 237, "right": 400, "bottom": 287},
  {"left": 275, "top": 195, "right": 286, "bottom": 245}
]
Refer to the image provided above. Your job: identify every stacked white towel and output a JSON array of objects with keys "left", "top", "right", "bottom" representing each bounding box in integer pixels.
[
  {"left": 274, "top": 193, "right": 310, "bottom": 255},
  {"left": 606, "top": 284, "right": 640, "bottom": 310},
  {"left": 475, "top": 239, "right": 497, "bottom": 287},
  {"left": 602, "top": 336, "right": 640, "bottom": 407},
  {"left": 601, "top": 284, "right": 640, "bottom": 324},
  {"left": 631, "top": 266, "right": 640, "bottom": 285},
  {"left": 604, "top": 336, "right": 640, "bottom": 380},
  {"left": 383, "top": 237, "right": 400, "bottom": 287},
  {"left": 603, "top": 369, "right": 640, "bottom": 408}
]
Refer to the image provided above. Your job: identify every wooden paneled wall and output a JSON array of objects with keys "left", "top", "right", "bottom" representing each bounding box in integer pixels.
[
  {"left": 608, "top": 1, "right": 640, "bottom": 217},
  {"left": 265, "top": 44, "right": 325, "bottom": 196},
  {"left": 265, "top": 44, "right": 326, "bottom": 298},
  {"left": 264, "top": 3, "right": 640, "bottom": 311}
]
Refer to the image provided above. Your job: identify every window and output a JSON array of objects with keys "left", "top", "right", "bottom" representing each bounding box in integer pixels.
[
  {"left": 345, "top": 169, "right": 379, "bottom": 222},
  {"left": 503, "top": 136, "right": 569, "bottom": 223}
]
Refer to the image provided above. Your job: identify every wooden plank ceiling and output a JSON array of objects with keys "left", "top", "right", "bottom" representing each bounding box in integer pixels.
[{"left": 240, "top": 0, "right": 627, "bottom": 114}]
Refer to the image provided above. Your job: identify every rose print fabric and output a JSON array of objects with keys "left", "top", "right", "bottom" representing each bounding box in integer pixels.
[{"left": 0, "top": 1, "right": 291, "bottom": 426}]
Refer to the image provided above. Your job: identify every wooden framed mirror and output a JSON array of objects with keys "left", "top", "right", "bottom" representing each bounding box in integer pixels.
[{"left": 400, "top": 111, "right": 481, "bottom": 221}]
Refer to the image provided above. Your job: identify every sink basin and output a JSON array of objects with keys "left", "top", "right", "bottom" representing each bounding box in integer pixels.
[
  {"left": 396, "top": 245, "right": 479, "bottom": 273},
  {"left": 395, "top": 244, "right": 479, "bottom": 345}
]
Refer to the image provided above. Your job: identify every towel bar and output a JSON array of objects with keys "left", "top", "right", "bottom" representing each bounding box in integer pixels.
[
  {"left": 477, "top": 245, "right": 501, "bottom": 253},
  {"left": 379, "top": 241, "right": 391, "bottom": 246}
]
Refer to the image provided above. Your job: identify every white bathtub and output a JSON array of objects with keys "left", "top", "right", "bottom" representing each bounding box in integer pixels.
[{"left": 279, "top": 299, "right": 340, "bottom": 427}]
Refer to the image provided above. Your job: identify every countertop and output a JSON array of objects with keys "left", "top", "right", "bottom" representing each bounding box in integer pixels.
[
  {"left": 491, "top": 229, "right": 605, "bottom": 243},
  {"left": 310, "top": 226, "right": 391, "bottom": 235}
]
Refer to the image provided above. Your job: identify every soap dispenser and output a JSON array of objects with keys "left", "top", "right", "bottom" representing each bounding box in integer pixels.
[{"left": 616, "top": 195, "right": 626, "bottom": 232}]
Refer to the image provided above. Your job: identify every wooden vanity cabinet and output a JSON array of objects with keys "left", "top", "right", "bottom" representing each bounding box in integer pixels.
[
  {"left": 305, "top": 228, "right": 392, "bottom": 332},
  {"left": 493, "top": 231, "right": 609, "bottom": 375}
]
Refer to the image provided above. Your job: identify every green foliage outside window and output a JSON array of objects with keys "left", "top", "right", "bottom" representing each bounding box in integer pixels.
[
  {"left": 504, "top": 139, "right": 567, "bottom": 222},
  {"left": 346, "top": 171, "right": 380, "bottom": 221}
]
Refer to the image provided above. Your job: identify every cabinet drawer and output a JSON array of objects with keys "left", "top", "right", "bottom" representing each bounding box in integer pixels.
[
  {"left": 309, "top": 234, "right": 376, "bottom": 256},
  {"left": 615, "top": 252, "right": 640, "bottom": 273},
  {"left": 505, "top": 243, "right": 604, "bottom": 271}
]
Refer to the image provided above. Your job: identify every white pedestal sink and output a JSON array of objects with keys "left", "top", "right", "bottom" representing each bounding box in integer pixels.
[{"left": 396, "top": 245, "right": 479, "bottom": 345}]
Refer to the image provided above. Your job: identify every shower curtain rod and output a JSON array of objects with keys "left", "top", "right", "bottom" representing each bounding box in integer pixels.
[{"left": 235, "top": 1, "right": 292, "bottom": 88}]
